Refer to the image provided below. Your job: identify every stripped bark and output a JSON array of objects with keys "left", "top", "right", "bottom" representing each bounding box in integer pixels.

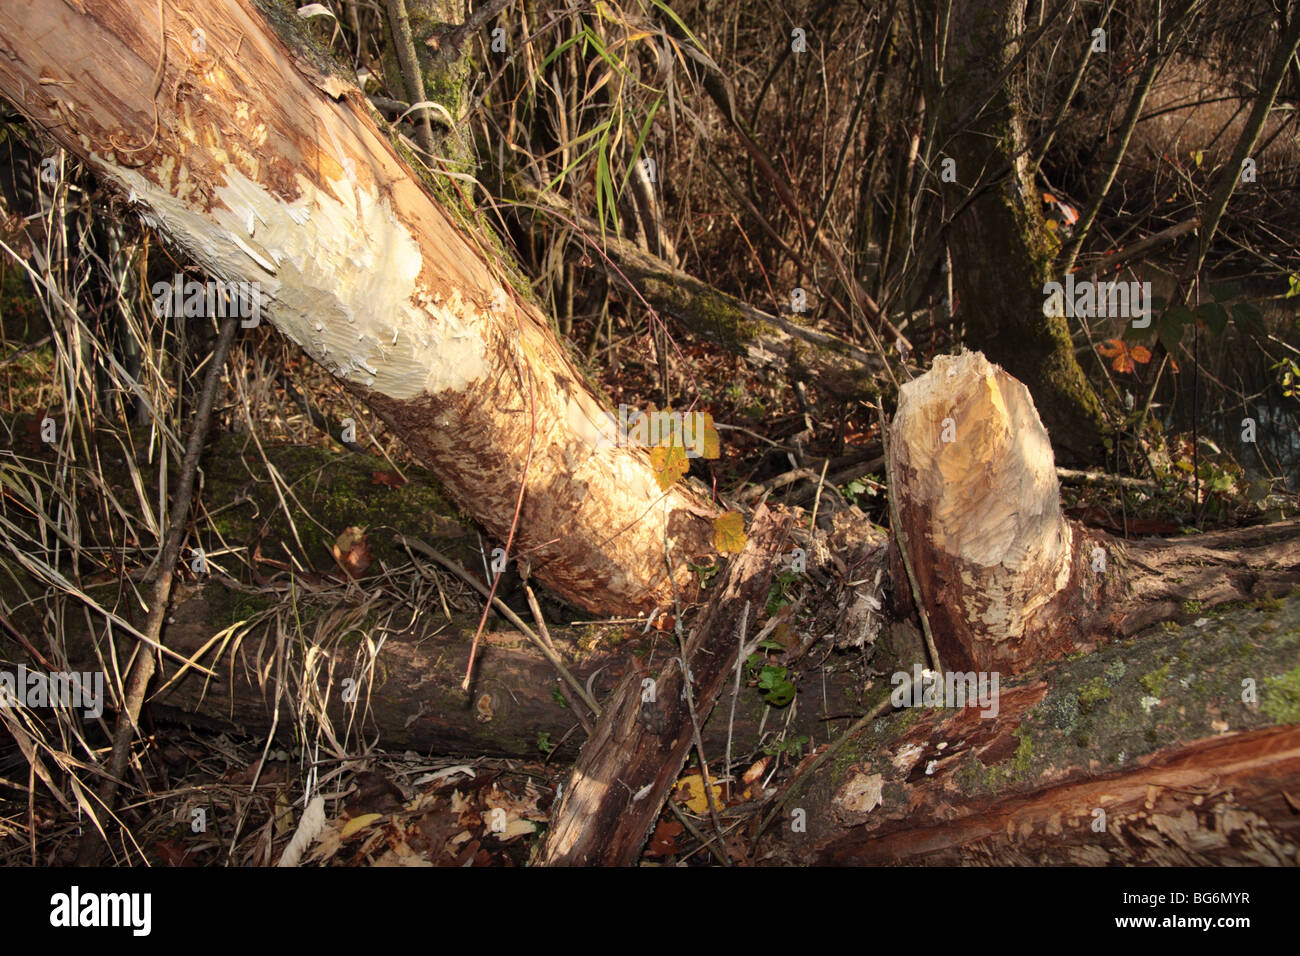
[{"left": 0, "top": 0, "right": 713, "bottom": 616}]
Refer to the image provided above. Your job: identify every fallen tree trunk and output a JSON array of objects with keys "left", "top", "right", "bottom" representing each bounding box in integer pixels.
[
  {"left": 131, "top": 575, "right": 864, "bottom": 761},
  {"left": 761, "top": 590, "right": 1300, "bottom": 865},
  {"left": 2, "top": 429, "right": 876, "bottom": 762},
  {"left": 0, "top": 0, "right": 713, "bottom": 616}
]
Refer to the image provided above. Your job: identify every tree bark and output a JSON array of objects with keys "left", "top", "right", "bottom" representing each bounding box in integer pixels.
[
  {"left": 525, "top": 188, "right": 898, "bottom": 404},
  {"left": 762, "top": 589, "right": 1300, "bottom": 865},
  {"left": 0, "top": 0, "right": 713, "bottom": 617},
  {"left": 58, "top": 576, "right": 863, "bottom": 762},
  {"left": 920, "top": 0, "right": 1107, "bottom": 465},
  {"left": 541, "top": 506, "right": 794, "bottom": 865}
]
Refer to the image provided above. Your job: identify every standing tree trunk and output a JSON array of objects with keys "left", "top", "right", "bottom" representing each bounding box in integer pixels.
[
  {"left": 920, "top": 0, "right": 1107, "bottom": 465},
  {"left": 0, "top": 0, "right": 715, "bottom": 615}
]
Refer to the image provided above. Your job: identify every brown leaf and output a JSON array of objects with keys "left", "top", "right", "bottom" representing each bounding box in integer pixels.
[
  {"left": 332, "top": 526, "right": 373, "bottom": 578},
  {"left": 372, "top": 470, "right": 407, "bottom": 489},
  {"left": 644, "top": 819, "right": 684, "bottom": 858},
  {"left": 153, "top": 838, "right": 196, "bottom": 867}
]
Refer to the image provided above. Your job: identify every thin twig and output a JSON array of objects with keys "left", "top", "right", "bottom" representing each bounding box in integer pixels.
[
  {"left": 724, "top": 600, "right": 750, "bottom": 803},
  {"left": 385, "top": 0, "right": 435, "bottom": 156},
  {"left": 77, "top": 313, "right": 240, "bottom": 864},
  {"left": 396, "top": 534, "right": 599, "bottom": 721}
]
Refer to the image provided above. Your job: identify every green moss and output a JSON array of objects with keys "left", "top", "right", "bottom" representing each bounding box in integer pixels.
[
  {"left": 1077, "top": 675, "right": 1111, "bottom": 713},
  {"left": 1011, "top": 725, "right": 1034, "bottom": 774},
  {"left": 642, "top": 274, "right": 764, "bottom": 346},
  {"left": 1262, "top": 666, "right": 1300, "bottom": 724},
  {"left": 1139, "top": 663, "right": 1171, "bottom": 698}
]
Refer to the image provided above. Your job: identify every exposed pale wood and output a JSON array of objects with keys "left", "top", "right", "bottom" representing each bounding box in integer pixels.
[
  {"left": 888, "top": 350, "right": 1300, "bottom": 674},
  {"left": 888, "top": 349, "right": 1090, "bottom": 673},
  {"left": 0, "top": 0, "right": 713, "bottom": 616}
]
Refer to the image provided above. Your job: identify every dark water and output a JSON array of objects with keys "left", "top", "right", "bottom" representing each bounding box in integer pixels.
[{"left": 1139, "top": 271, "right": 1300, "bottom": 492}]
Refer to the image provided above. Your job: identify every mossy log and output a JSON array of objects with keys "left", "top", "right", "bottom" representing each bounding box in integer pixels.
[
  {"left": 762, "top": 591, "right": 1300, "bottom": 865},
  {"left": 526, "top": 188, "right": 900, "bottom": 403},
  {"left": 28, "top": 572, "right": 874, "bottom": 763}
]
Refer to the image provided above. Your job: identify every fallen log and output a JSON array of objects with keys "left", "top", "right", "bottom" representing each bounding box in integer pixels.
[
  {"left": 525, "top": 187, "right": 900, "bottom": 404},
  {"left": 1, "top": 429, "right": 877, "bottom": 763},
  {"left": 761, "top": 590, "right": 1300, "bottom": 865},
  {"left": 135, "top": 573, "right": 863, "bottom": 761}
]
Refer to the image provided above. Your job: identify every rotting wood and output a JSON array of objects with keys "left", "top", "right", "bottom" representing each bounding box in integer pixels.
[{"left": 540, "top": 506, "right": 794, "bottom": 865}]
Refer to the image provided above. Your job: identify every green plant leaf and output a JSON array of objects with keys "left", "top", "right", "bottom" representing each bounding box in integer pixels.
[
  {"left": 1157, "top": 306, "right": 1192, "bottom": 350},
  {"left": 1196, "top": 301, "right": 1230, "bottom": 336},
  {"left": 1231, "top": 301, "right": 1265, "bottom": 336},
  {"left": 1210, "top": 281, "right": 1241, "bottom": 302}
]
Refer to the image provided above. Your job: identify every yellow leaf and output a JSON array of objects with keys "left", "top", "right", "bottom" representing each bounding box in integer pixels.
[
  {"left": 713, "top": 511, "right": 746, "bottom": 554},
  {"left": 340, "top": 813, "right": 384, "bottom": 840},
  {"left": 650, "top": 443, "right": 689, "bottom": 491},
  {"left": 681, "top": 411, "right": 720, "bottom": 460},
  {"left": 674, "top": 772, "right": 723, "bottom": 814},
  {"left": 698, "top": 412, "right": 720, "bottom": 460}
]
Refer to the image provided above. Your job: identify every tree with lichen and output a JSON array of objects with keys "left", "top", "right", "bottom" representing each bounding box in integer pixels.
[{"left": 916, "top": 0, "right": 1107, "bottom": 465}]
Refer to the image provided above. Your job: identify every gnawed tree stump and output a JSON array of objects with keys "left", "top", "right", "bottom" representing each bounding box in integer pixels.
[
  {"left": 888, "top": 350, "right": 1300, "bottom": 675},
  {"left": 540, "top": 506, "right": 794, "bottom": 865}
]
